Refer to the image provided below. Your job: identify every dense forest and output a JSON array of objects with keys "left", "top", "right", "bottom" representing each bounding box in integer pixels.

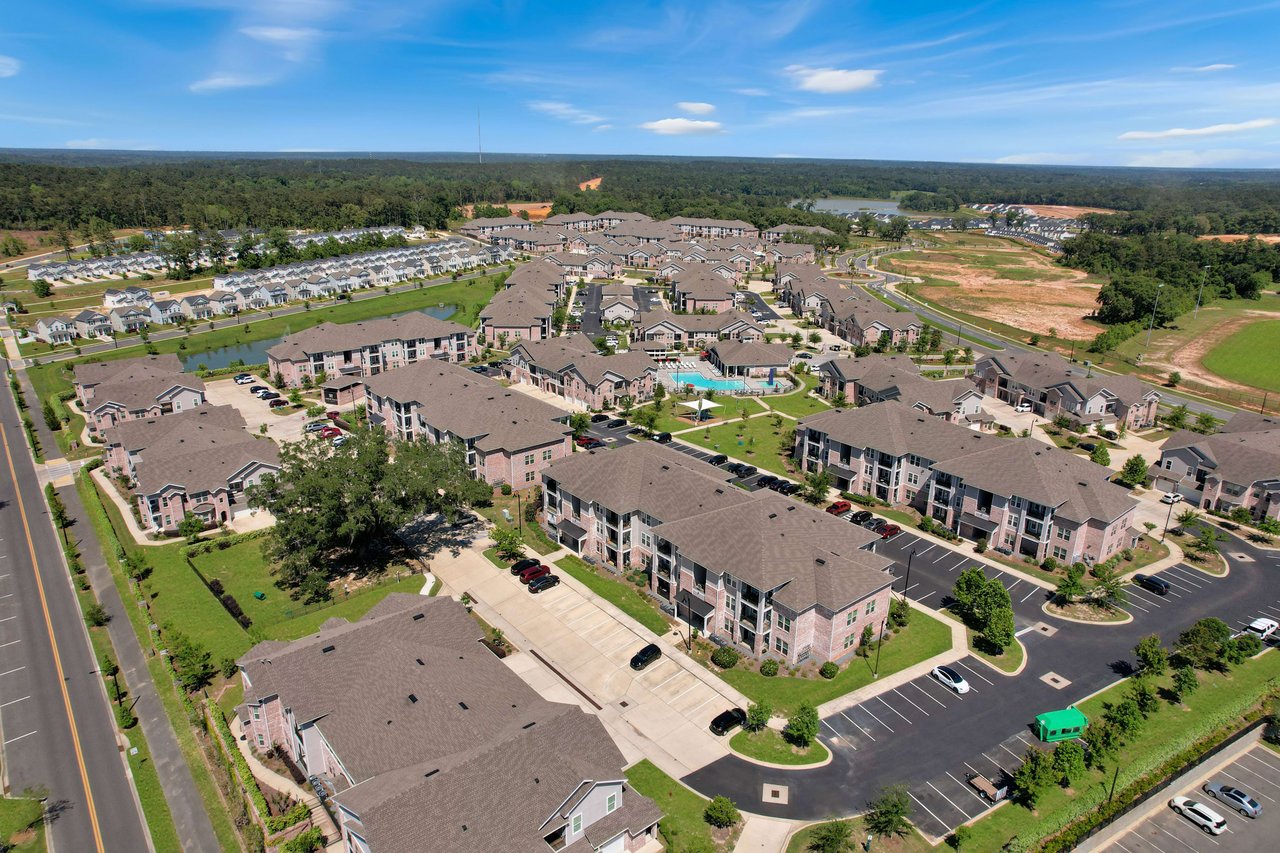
[{"left": 3, "top": 151, "right": 1280, "bottom": 235}]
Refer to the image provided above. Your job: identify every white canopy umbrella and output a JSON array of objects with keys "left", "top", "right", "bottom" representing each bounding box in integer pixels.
[{"left": 678, "top": 398, "right": 722, "bottom": 421}]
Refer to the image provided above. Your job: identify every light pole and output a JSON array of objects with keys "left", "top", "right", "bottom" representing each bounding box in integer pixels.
[
  {"left": 1162, "top": 495, "right": 1176, "bottom": 543},
  {"left": 901, "top": 549, "right": 916, "bottom": 602},
  {"left": 873, "top": 616, "right": 888, "bottom": 678},
  {"left": 1143, "top": 284, "right": 1165, "bottom": 350},
  {"left": 1193, "top": 265, "right": 1210, "bottom": 321}
]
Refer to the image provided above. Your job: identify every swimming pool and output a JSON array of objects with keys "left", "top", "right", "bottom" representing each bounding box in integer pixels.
[{"left": 666, "top": 372, "right": 746, "bottom": 392}]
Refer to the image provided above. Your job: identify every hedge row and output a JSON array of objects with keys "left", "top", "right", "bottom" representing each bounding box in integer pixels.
[
  {"left": 182, "top": 527, "right": 270, "bottom": 558},
  {"left": 207, "top": 701, "right": 311, "bottom": 834}
]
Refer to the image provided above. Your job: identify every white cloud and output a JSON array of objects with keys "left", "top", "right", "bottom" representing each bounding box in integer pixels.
[
  {"left": 1126, "top": 148, "right": 1273, "bottom": 168},
  {"left": 995, "top": 152, "right": 1088, "bottom": 165},
  {"left": 190, "top": 72, "right": 273, "bottom": 92},
  {"left": 677, "top": 101, "right": 716, "bottom": 115},
  {"left": 785, "top": 64, "right": 882, "bottom": 94},
  {"left": 65, "top": 138, "right": 155, "bottom": 150},
  {"left": 1172, "top": 63, "right": 1235, "bottom": 73},
  {"left": 0, "top": 55, "right": 20, "bottom": 78},
  {"left": 640, "top": 117, "right": 723, "bottom": 135},
  {"left": 592, "top": 124, "right": 614, "bottom": 132},
  {"left": 240, "top": 26, "right": 321, "bottom": 61},
  {"left": 529, "top": 100, "right": 606, "bottom": 125},
  {"left": 733, "top": 87, "right": 769, "bottom": 97},
  {"left": 1118, "top": 118, "right": 1276, "bottom": 140}
]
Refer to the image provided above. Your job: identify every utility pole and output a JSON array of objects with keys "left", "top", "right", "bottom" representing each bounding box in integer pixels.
[
  {"left": 1162, "top": 496, "right": 1175, "bottom": 543},
  {"left": 1143, "top": 284, "right": 1165, "bottom": 350},
  {"left": 873, "top": 616, "right": 888, "bottom": 678},
  {"left": 1193, "top": 265, "right": 1210, "bottom": 320}
]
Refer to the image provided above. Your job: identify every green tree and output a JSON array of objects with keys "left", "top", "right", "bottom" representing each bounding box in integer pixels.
[
  {"left": 1164, "top": 404, "right": 1189, "bottom": 431},
  {"left": 492, "top": 526, "right": 525, "bottom": 562},
  {"left": 784, "top": 703, "right": 820, "bottom": 747},
  {"left": 1127, "top": 676, "right": 1160, "bottom": 716},
  {"left": 632, "top": 406, "right": 659, "bottom": 434},
  {"left": 864, "top": 785, "right": 912, "bottom": 837},
  {"left": 981, "top": 602, "right": 1016, "bottom": 651},
  {"left": 1012, "top": 746, "right": 1053, "bottom": 807},
  {"left": 947, "top": 825, "right": 973, "bottom": 850},
  {"left": 1051, "top": 741, "right": 1086, "bottom": 787},
  {"left": 84, "top": 604, "right": 110, "bottom": 627},
  {"left": 1194, "top": 411, "right": 1218, "bottom": 434},
  {"left": 951, "top": 567, "right": 987, "bottom": 621},
  {"left": 1224, "top": 633, "right": 1263, "bottom": 666},
  {"left": 802, "top": 468, "right": 832, "bottom": 505},
  {"left": 1133, "top": 634, "right": 1168, "bottom": 677},
  {"left": 1167, "top": 371, "right": 1182, "bottom": 387},
  {"left": 651, "top": 383, "right": 666, "bottom": 409},
  {"left": 808, "top": 331, "right": 822, "bottom": 345},
  {"left": 167, "top": 629, "right": 215, "bottom": 691},
  {"left": 569, "top": 413, "right": 591, "bottom": 439},
  {"left": 1117, "top": 455, "right": 1149, "bottom": 488},
  {"left": 1091, "top": 564, "right": 1127, "bottom": 609},
  {"left": 1172, "top": 665, "right": 1199, "bottom": 702},
  {"left": 1090, "top": 443, "right": 1111, "bottom": 466},
  {"left": 1103, "top": 698, "right": 1144, "bottom": 741},
  {"left": 808, "top": 820, "right": 853, "bottom": 853},
  {"left": 745, "top": 701, "right": 771, "bottom": 733},
  {"left": 1055, "top": 563, "right": 1085, "bottom": 603},
  {"left": 1175, "top": 617, "right": 1233, "bottom": 671},
  {"left": 177, "top": 513, "right": 205, "bottom": 544},
  {"left": 704, "top": 795, "right": 740, "bottom": 828},
  {"left": 1175, "top": 508, "right": 1201, "bottom": 530}
]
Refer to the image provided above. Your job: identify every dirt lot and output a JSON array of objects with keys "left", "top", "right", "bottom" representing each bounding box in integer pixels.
[
  {"left": 1198, "top": 233, "right": 1280, "bottom": 244},
  {"left": 1023, "top": 204, "right": 1116, "bottom": 219},
  {"left": 1138, "top": 307, "right": 1279, "bottom": 395},
  {"left": 578, "top": 177, "right": 603, "bottom": 191},
  {"left": 885, "top": 233, "right": 1104, "bottom": 339},
  {"left": 460, "top": 202, "right": 552, "bottom": 220}
]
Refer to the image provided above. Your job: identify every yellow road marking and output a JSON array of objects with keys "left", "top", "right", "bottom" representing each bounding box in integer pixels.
[{"left": 0, "top": 422, "right": 105, "bottom": 852}]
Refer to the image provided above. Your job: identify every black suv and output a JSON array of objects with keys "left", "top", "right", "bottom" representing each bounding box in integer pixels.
[
  {"left": 709, "top": 707, "right": 747, "bottom": 736},
  {"left": 1133, "top": 573, "right": 1171, "bottom": 596},
  {"left": 629, "top": 643, "right": 662, "bottom": 671},
  {"left": 707, "top": 454, "right": 729, "bottom": 466},
  {"left": 849, "top": 510, "right": 874, "bottom": 525}
]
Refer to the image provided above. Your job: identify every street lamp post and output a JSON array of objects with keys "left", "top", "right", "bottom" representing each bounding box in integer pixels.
[
  {"left": 1162, "top": 495, "right": 1176, "bottom": 543},
  {"left": 873, "top": 616, "right": 888, "bottom": 678},
  {"left": 1143, "top": 284, "right": 1165, "bottom": 350},
  {"left": 1193, "top": 265, "right": 1210, "bottom": 321},
  {"left": 901, "top": 549, "right": 916, "bottom": 602}
]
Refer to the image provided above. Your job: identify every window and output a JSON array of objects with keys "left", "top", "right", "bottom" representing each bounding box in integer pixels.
[
  {"left": 524, "top": 453, "right": 535, "bottom": 465},
  {"left": 844, "top": 633, "right": 858, "bottom": 649},
  {"left": 543, "top": 449, "right": 553, "bottom": 461},
  {"left": 1056, "top": 527, "right": 1071, "bottom": 541},
  {"left": 846, "top": 611, "right": 856, "bottom": 626},
  {"left": 256, "top": 734, "right": 265, "bottom": 747},
  {"left": 640, "top": 532, "right": 652, "bottom": 548},
  {"left": 774, "top": 637, "right": 789, "bottom": 655},
  {"left": 864, "top": 463, "right": 874, "bottom": 477},
  {"left": 251, "top": 706, "right": 260, "bottom": 720},
  {"left": 525, "top": 470, "right": 536, "bottom": 483},
  {"left": 906, "top": 471, "right": 919, "bottom": 486},
  {"left": 865, "top": 599, "right": 877, "bottom": 615},
  {"left": 1010, "top": 495, "right": 1023, "bottom": 509},
  {"left": 1052, "top": 546, "right": 1068, "bottom": 561},
  {"left": 606, "top": 793, "right": 618, "bottom": 814},
  {"left": 776, "top": 613, "right": 792, "bottom": 633},
  {"left": 571, "top": 815, "right": 582, "bottom": 834}
]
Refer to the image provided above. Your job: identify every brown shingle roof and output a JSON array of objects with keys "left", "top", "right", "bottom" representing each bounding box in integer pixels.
[{"left": 266, "top": 313, "right": 470, "bottom": 362}]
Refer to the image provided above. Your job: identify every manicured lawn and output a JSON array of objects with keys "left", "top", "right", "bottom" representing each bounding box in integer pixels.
[
  {"left": 681, "top": 415, "right": 799, "bottom": 478},
  {"left": 0, "top": 795, "right": 45, "bottom": 853},
  {"left": 638, "top": 393, "right": 766, "bottom": 435},
  {"left": 625, "top": 760, "right": 717, "bottom": 852},
  {"left": 474, "top": 487, "right": 558, "bottom": 555},
  {"left": 263, "top": 575, "right": 429, "bottom": 640},
  {"left": 482, "top": 547, "right": 507, "bottom": 569},
  {"left": 715, "top": 612, "right": 953, "bottom": 716},
  {"left": 554, "top": 555, "right": 671, "bottom": 636},
  {"left": 765, "top": 373, "right": 831, "bottom": 418},
  {"left": 729, "top": 728, "right": 829, "bottom": 766},
  {"left": 786, "top": 817, "right": 932, "bottom": 853},
  {"left": 937, "top": 609, "right": 1025, "bottom": 674},
  {"left": 1202, "top": 318, "right": 1280, "bottom": 392},
  {"left": 963, "top": 650, "right": 1280, "bottom": 851}
]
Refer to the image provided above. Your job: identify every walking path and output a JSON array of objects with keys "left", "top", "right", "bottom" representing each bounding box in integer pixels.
[{"left": 229, "top": 716, "right": 341, "bottom": 849}]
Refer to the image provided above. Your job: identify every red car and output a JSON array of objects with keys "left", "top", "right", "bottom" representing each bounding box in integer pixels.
[
  {"left": 826, "top": 500, "right": 852, "bottom": 516},
  {"left": 880, "top": 524, "right": 901, "bottom": 539},
  {"left": 574, "top": 435, "right": 594, "bottom": 447},
  {"left": 268, "top": 398, "right": 289, "bottom": 408},
  {"left": 518, "top": 564, "right": 551, "bottom": 584},
  {"left": 319, "top": 426, "right": 341, "bottom": 439},
  {"left": 326, "top": 410, "right": 341, "bottom": 421}
]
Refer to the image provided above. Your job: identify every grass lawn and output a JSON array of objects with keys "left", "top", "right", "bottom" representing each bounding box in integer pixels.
[
  {"left": 639, "top": 393, "right": 766, "bottom": 435},
  {"left": 729, "top": 728, "right": 829, "bottom": 766},
  {"left": 262, "top": 574, "right": 427, "bottom": 640},
  {"left": 0, "top": 795, "right": 45, "bottom": 853},
  {"left": 765, "top": 373, "right": 832, "bottom": 419},
  {"left": 681, "top": 415, "right": 799, "bottom": 478},
  {"left": 554, "top": 555, "right": 671, "bottom": 636},
  {"left": 625, "top": 760, "right": 719, "bottom": 852},
  {"left": 937, "top": 609, "right": 1025, "bottom": 674},
  {"left": 963, "top": 650, "right": 1280, "bottom": 851},
  {"left": 786, "top": 817, "right": 932, "bottom": 853},
  {"left": 482, "top": 547, "right": 507, "bottom": 569},
  {"left": 1202, "top": 318, "right": 1280, "bottom": 393},
  {"left": 715, "top": 611, "right": 953, "bottom": 716},
  {"left": 474, "top": 487, "right": 558, "bottom": 555}
]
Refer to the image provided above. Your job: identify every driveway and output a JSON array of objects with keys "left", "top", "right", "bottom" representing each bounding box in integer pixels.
[{"left": 202, "top": 377, "right": 313, "bottom": 444}]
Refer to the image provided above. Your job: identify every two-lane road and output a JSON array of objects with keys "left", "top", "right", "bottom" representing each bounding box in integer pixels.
[{"left": 0, "top": 371, "right": 148, "bottom": 851}]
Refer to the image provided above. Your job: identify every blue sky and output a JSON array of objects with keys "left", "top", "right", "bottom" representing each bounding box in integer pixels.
[{"left": 3, "top": 0, "right": 1280, "bottom": 167}]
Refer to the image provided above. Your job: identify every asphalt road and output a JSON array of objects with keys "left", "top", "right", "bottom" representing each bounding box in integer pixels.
[
  {"left": 0, "top": 367, "right": 149, "bottom": 851},
  {"left": 682, "top": 529, "right": 1280, "bottom": 834},
  {"left": 574, "top": 282, "right": 664, "bottom": 338}
]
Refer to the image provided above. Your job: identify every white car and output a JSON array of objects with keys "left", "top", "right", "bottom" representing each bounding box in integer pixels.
[
  {"left": 1243, "top": 617, "right": 1279, "bottom": 642},
  {"left": 1160, "top": 492, "right": 1183, "bottom": 505},
  {"left": 932, "top": 665, "right": 970, "bottom": 694},
  {"left": 233, "top": 374, "right": 254, "bottom": 385},
  {"left": 1013, "top": 402, "right": 1033, "bottom": 413},
  {"left": 1169, "top": 796, "right": 1226, "bottom": 835}
]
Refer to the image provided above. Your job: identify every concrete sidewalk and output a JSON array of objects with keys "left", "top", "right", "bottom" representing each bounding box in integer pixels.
[
  {"left": 736, "top": 814, "right": 800, "bottom": 853},
  {"left": 229, "top": 716, "right": 341, "bottom": 848}
]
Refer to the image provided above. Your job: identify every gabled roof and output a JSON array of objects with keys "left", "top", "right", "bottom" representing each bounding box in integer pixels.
[
  {"left": 707, "top": 339, "right": 792, "bottom": 368},
  {"left": 266, "top": 313, "right": 470, "bottom": 361},
  {"left": 799, "top": 400, "right": 997, "bottom": 462},
  {"left": 1161, "top": 424, "right": 1280, "bottom": 487}
]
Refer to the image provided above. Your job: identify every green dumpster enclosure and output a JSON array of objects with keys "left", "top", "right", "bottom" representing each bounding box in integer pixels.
[{"left": 1035, "top": 707, "right": 1088, "bottom": 743}]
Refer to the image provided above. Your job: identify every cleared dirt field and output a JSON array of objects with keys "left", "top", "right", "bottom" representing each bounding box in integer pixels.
[
  {"left": 460, "top": 202, "right": 552, "bottom": 220},
  {"left": 1022, "top": 204, "right": 1115, "bottom": 219},
  {"left": 882, "top": 233, "right": 1105, "bottom": 339},
  {"left": 1198, "top": 233, "right": 1280, "bottom": 244},
  {"left": 578, "top": 177, "right": 603, "bottom": 191}
]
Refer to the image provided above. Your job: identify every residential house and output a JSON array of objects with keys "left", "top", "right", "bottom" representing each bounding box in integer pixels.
[
  {"left": 74, "top": 354, "right": 207, "bottom": 435},
  {"left": 973, "top": 352, "right": 1160, "bottom": 431},
  {"left": 237, "top": 594, "right": 662, "bottom": 853},
  {"left": 32, "top": 317, "right": 77, "bottom": 346},
  {"left": 103, "top": 286, "right": 154, "bottom": 309},
  {"left": 599, "top": 284, "right": 640, "bottom": 325},
  {"left": 541, "top": 442, "right": 896, "bottom": 664},
  {"left": 72, "top": 309, "right": 113, "bottom": 339},
  {"left": 506, "top": 335, "right": 657, "bottom": 410},
  {"left": 364, "top": 359, "right": 572, "bottom": 486},
  {"left": 148, "top": 299, "right": 186, "bottom": 325},
  {"left": 108, "top": 306, "right": 151, "bottom": 334},
  {"left": 669, "top": 269, "right": 737, "bottom": 313},
  {"left": 635, "top": 309, "right": 764, "bottom": 353},
  {"left": 1153, "top": 413, "right": 1280, "bottom": 520}
]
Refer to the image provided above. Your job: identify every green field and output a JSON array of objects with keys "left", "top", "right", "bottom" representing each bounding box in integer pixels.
[
  {"left": 0, "top": 795, "right": 45, "bottom": 853},
  {"left": 729, "top": 728, "right": 829, "bottom": 766},
  {"left": 681, "top": 415, "right": 798, "bottom": 477},
  {"left": 1201, "top": 318, "right": 1280, "bottom": 393},
  {"left": 625, "top": 760, "right": 720, "bottom": 852},
  {"left": 764, "top": 373, "right": 832, "bottom": 418}
]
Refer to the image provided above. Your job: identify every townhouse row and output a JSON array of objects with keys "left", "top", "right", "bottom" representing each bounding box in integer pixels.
[
  {"left": 74, "top": 353, "right": 208, "bottom": 435},
  {"left": 774, "top": 267, "right": 923, "bottom": 349},
  {"left": 1155, "top": 412, "right": 1280, "bottom": 521}
]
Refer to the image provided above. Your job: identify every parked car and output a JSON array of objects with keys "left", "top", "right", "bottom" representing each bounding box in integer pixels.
[
  {"left": 268, "top": 398, "right": 289, "bottom": 408},
  {"left": 725, "top": 462, "right": 746, "bottom": 476},
  {"left": 590, "top": 413, "right": 610, "bottom": 423},
  {"left": 826, "top": 500, "right": 852, "bottom": 516},
  {"left": 1013, "top": 402, "right": 1033, "bottom": 413},
  {"left": 1243, "top": 617, "right": 1279, "bottom": 642},
  {"left": 234, "top": 374, "right": 254, "bottom": 385},
  {"left": 331, "top": 435, "right": 349, "bottom": 448},
  {"left": 630, "top": 643, "right": 662, "bottom": 671},
  {"left": 582, "top": 438, "right": 606, "bottom": 450},
  {"left": 518, "top": 565, "right": 551, "bottom": 585},
  {"left": 653, "top": 432, "right": 673, "bottom": 443},
  {"left": 709, "top": 708, "right": 748, "bottom": 736},
  {"left": 259, "top": 391, "right": 281, "bottom": 401},
  {"left": 326, "top": 410, "right": 341, "bottom": 420},
  {"left": 794, "top": 352, "right": 813, "bottom": 360},
  {"left": 1102, "top": 429, "right": 1119, "bottom": 440},
  {"left": 248, "top": 385, "right": 267, "bottom": 394},
  {"left": 607, "top": 418, "right": 626, "bottom": 428},
  {"left": 870, "top": 519, "right": 889, "bottom": 533},
  {"left": 304, "top": 421, "right": 327, "bottom": 434},
  {"left": 779, "top": 482, "right": 802, "bottom": 496},
  {"left": 1169, "top": 796, "right": 1227, "bottom": 835},
  {"left": 1160, "top": 492, "right": 1184, "bottom": 505},
  {"left": 510, "top": 558, "right": 541, "bottom": 575},
  {"left": 756, "top": 475, "right": 779, "bottom": 489},
  {"left": 880, "top": 523, "right": 902, "bottom": 539},
  {"left": 1132, "top": 573, "right": 1171, "bottom": 596},
  {"left": 736, "top": 465, "right": 757, "bottom": 479},
  {"left": 932, "top": 665, "right": 970, "bottom": 694},
  {"left": 707, "top": 454, "right": 729, "bottom": 466},
  {"left": 1202, "top": 782, "right": 1262, "bottom": 818},
  {"left": 767, "top": 480, "right": 790, "bottom": 493},
  {"left": 574, "top": 435, "right": 594, "bottom": 447},
  {"left": 467, "top": 365, "right": 489, "bottom": 374},
  {"left": 528, "top": 574, "right": 561, "bottom": 594},
  {"left": 849, "top": 510, "right": 874, "bottom": 525}
]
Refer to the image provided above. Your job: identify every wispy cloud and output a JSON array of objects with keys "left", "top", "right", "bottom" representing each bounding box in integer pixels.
[
  {"left": 65, "top": 138, "right": 156, "bottom": 150},
  {"left": 758, "top": 106, "right": 861, "bottom": 126},
  {"left": 995, "top": 152, "right": 1089, "bottom": 165},
  {"left": 592, "top": 124, "right": 614, "bottom": 132},
  {"left": 190, "top": 72, "right": 273, "bottom": 93},
  {"left": 733, "top": 87, "right": 769, "bottom": 97},
  {"left": 677, "top": 101, "right": 716, "bottom": 115},
  {"left": 785, "top": 64, "right": 883, "bottom": 94},
  {"left": 640, "top": 117, "right": 723, "bottom": 135},
  {"left": 1172, "top": 63, "right": 1236, "bottom": 73},
  {"left": 1127, "top": 148, "right": 1274, "bottom": 168},
  {"left": 0, "top": 55, "right": 20, "bottom": 77},
  {"left": 1118, "top": 118, "right": 1276, "bottom": 140},
  {"left": 529, "top": 100, "right": 607, "bottom": 126},
  {"left": 239, "top": 26, "right": 322, "bottom": 61},
  {"left": 0, "top": 111, "right": 83, "bottom": 126}
]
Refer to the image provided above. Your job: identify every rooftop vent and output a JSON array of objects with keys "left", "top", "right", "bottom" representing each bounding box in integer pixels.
[
  {"left": 321, "top": 645, "right": 335, "bottom": 654},
  {"left": 423, "top": 769, "right": 439, "bottom": 779},
  {"left": 413, "top": 613, "right": 425, "bottom": 621},
  {"left": 416, "top": 658, "right": 424, "bottom": 666},
  {"left": 409, "top": 694, "right": 418, "bottom": 704},
  {"left": 522, "top": 721, "right": 537, "bottom": 729},
  {"left": 768, "top": 513, "right": 778, "bottom": 520},
  {"left": 815, "top": 557, "right": 826, "bottom": 565},
  {"left": 459, "top": 702, "right": 469, "bottom": 710},
  {"left": 1078, "top": 481, "right": 1088, "bottom": 487}
]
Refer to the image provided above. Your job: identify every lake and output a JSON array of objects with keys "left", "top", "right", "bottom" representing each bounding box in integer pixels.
[
  {"left": 179, "top": 304, "right": 458, "bottom": 371},
  {"left": 799, "top": 197, "right": 902, "bottom": 216}
]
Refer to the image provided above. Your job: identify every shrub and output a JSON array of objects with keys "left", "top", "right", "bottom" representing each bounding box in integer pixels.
[
  {"left": 84, "top": 604, "right": 110, "bottom": 627},
  {"left": 115, "top": 704, "right": 137, "bottom": 730},
  {"left": 759, "top": 658, "right": 779, "bottom": 677},
  {"left": 280, "top": 827, "right": 324, "bottom": 853},
  {"left": 711, "top": 646, "right": 740, "bottom": 669},
  {"left": 819, "top": 661, "right": 838, "bottom": 679},
  {"left": 745, "top": 702, "right": 771, "bottom": 732},
  {"left": 1041, "top": 556, "right": 1059, "bottom": 572},
  {"left": 500, "top": 483, "right": 513, "bottom": 496},
  {"left": 704, "top": 795, "right": 740, "bottom": 828},
  {"left": 974, "top": 536, "right": 988, "bottom": 554}
]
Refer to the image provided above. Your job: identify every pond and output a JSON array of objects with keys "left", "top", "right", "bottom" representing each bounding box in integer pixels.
[
  {"left": 797, "top": 197, "right": 902, "bottom": 216},
  {"left": 179, "top": 304, "right": 458, "bottom": 371}
]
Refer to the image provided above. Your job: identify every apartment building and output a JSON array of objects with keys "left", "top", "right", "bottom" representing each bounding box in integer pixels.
[
  {"left": 973, "top": 352, "right": 1160, "bottom": 432},
  {"left": 73, "top": 354, "right": 207, "bottom": 435},
  {"left": 669, "top": 269, "right": 738, "bottom": 313},
  {"left": 1154, "top": 413, "right": 1280, "bottom": 520},
  {"left": 818, "top": 355, "right": 987, "bottom": 426},
  {"left": 505, "top": 335, "right": 657, "bottom": 410}
]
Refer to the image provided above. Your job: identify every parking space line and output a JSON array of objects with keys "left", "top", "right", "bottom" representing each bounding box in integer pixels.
[
  {"left": 840, "top": 711, "right": 876, "bottom": 741},
  {"left": 1127, "top": 589, "right": 1164, "bottom": 608},
  {"left": 0, "top": 695, "right": 29, "bottom": 708},
  {"left": 0, "top": 666, "right": 25, "bottom": 677},
  {"left": 0, "top": 615, "right": 14, "bottom": 622},
  {"left": 1164, "top": 568, "right": 1206, "bottom": 588},
  {"left": 948, "top": 771, "right": 988, "bottom": 807},
  {"left": 922, "top": 675, "right": 963, "bottom": 700},
  {"left": 926, "top": 780, "right": 972, "bottom": 820},
  {"left": 1020, "top": 587, "right": 1040, "bottom": 603},
  {"left": 1219, "top": 770, "right": 1276, "bottom": 802},
  {"left": 916, "top": 543, "right": 936, "bottom": 557},
  {"left": 1006, "top": 578, "right": 1021, "bottom": 593},
  {"left": 982, "top": 751, "right": 1011, "bottom": 775},
  {"left": 1014, "top": 732, "right": 1036, "bottom": 748},
  {"left": 893, "top": 688, "right": 929, "bottom": 716},
  {"left": 3, "top": 730, "right": 37, "bottom": 745},
  {"left": 1242, "top": 749, "right": 1280, "bottom": 776},
  {"left": 1156, "top": 823, "right": 1206, "bottom": 851},
  {"left": 858, "top": 705, "right": 896, "bottom": 733},
  {"left": 1229, "top": 759, "right": 1280, "bottom": 791},
  {"left": 1000, "top": 743, "right": 1025, "bottom": 762},
  {"left": 0, "top": 639, "right": 19, "bottom": 648},
  {"left": 877, "top": 695, "right": 913, "bottom": 724},
  {"left": 1125, "top": 599, "right": 1153, "bottom": 615},
  {"left": 820, "top": 719, "right": 854, "bottom": 750},
  {"left": 955, "top": 660, "right": 994, "bottom": 686},
  {"left": 915, "top": 590, "right": 937, "bottom": 602},
  {"left": 911, "top": 681, "right": 947, "bottom": 707},
  {"left": 906, "top": 791, "right": 949, "bottom": 835}
]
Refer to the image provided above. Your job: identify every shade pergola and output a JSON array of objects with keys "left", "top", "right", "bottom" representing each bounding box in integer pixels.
[{"left": 678, "top": 399, "right": 722, "bottom": 421}]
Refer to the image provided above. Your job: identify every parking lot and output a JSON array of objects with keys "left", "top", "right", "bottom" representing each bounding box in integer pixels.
[
  {"left": 1108, "top": 744, "right": 1280, "bottom": 853},
  {"left": 737, "top": 289, "right": 780, "bottom": 321},
  {"left": 573, "top": 280, "right": 664, "bottom": 337}
]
